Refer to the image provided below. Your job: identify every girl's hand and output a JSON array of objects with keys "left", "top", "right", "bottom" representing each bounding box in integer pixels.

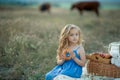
[
  {"left": 60, "top": 49, "right": 66, "bottom": 60},
  {"left": 61, "top": 54, "right": 65, "bottom": 60},
  {"left": 68, "top": 49, "right": 75, "bottom": 59},
  {"left": 57, "top": 55, "right": 65, "bottom": 65}
]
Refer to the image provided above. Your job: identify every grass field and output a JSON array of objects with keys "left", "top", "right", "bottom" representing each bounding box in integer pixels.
[{"left": 0, "top": 7, "right": 120, "bottom": 80}]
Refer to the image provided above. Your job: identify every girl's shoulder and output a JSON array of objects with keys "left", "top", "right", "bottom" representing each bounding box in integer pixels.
[
  {"left": 77, "top": 44, "right": 85, "bottom": 53},
  {"left": 78, "top": 44, "right": 84, "bottom": 49}
]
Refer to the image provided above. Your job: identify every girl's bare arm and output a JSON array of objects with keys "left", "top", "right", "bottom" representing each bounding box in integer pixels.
[
  {"left": 56, "top": 55, "right": 65, "bottom": 65},
  {"left": 57, "top": 59, "right": 64, "bottom": 65},
  {"left": 72, "top": 45, "right": 86, "bottom": 67}
]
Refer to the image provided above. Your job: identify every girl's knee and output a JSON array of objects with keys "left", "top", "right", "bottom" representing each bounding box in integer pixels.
[{"left": 45, "top": 72, "right": 53, "bottom": 80}]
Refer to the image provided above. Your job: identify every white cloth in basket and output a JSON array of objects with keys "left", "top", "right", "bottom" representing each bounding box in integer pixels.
[{"left": 111, "top": 56, "right": 120, "bottom": 67}]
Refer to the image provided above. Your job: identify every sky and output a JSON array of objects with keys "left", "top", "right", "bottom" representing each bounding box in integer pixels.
[{"left": 0, "top": 0, "right": 120, "bottom": 3}]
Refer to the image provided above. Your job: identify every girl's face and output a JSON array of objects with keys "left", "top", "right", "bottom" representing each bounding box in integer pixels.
[{"left": 68, "top": 28, "right": 79, "bottom": 45}]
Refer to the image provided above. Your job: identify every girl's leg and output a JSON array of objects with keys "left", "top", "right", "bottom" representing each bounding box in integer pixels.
[
  {"left": 45, "top": 71, "right": 55, "bottom": 80},
  {"left": 45, "top": 65, "right": 62, "bottom": 80}
]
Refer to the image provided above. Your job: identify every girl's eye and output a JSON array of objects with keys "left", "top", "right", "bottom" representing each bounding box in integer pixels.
[
  {"left": 76, "top": 33, "right": 78, "bottom": 36},
  {"left": 70, "top": 34, "right": 73, "bottom": 36}
]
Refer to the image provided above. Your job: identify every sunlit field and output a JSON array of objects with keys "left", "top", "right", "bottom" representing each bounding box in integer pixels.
[{"left": 0, "top": 6, "right": 120, "bottom": 80}]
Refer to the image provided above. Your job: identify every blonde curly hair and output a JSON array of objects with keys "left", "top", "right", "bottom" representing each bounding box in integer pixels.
[{"left": 56, "top": 24, "right": 83, "bottom": 60}]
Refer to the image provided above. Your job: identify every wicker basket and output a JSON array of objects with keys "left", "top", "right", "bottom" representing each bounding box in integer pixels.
[{"left": 87, "top": 60, "right": 120, "bottom": 78}]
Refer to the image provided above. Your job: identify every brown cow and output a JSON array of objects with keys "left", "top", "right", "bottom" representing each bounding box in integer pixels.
[
  {"left": 39, "top": 3, "right": 51, "bottom": 13},
  {"left": 71, "top": 1, "right": 100, "bottom": 16}
]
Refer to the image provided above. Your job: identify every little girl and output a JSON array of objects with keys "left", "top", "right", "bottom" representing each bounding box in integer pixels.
[{"left": 45, "top": 24, "right": 86, "bottom": 80}]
